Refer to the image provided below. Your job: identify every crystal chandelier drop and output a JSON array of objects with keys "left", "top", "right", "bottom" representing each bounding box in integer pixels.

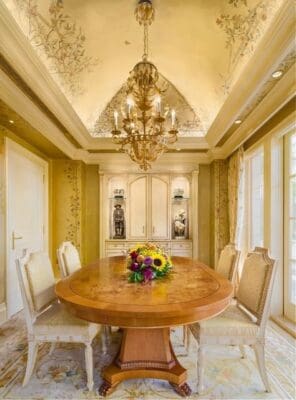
[{"left": 111, "top": 0, "right": 178, "bottom": 171}]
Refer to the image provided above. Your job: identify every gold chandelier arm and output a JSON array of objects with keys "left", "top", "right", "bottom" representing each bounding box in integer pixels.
[{"left": 110, "top": 0, "right": 179, "bottom": 171}]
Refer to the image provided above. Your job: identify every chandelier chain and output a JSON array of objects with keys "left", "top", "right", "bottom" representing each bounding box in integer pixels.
[
  {"left": 143, "top": 23, "right": 149, "bottom": 61},
  {"left": 111, "top": 0, "right": 178, "bottom": 171}
]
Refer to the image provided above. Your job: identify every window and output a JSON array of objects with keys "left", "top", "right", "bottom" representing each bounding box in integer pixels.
[
  {"left": 244, "top": 148, "right": 264, "bottom": 252},
  {"left": 284, "top": 132, "right": 296, "bottom": 322}
]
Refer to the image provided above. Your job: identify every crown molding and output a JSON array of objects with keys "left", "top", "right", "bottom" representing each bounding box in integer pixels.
[
  {"left": 206, "top": 0, "right": 296, "bottom": 148},
  {"left": 87, "top": 136, "right": 209, "bottom": 151},
  {"left": 85, "top": 151, "right": 210, "bottom": 172},
  {"left": 0, "top": 69, "right": 78, "bottom": 159},
  {"left": 220, "top": 65, "right": 296, "bottom": 157},
  {"left": 0, "top": 0, "right": 91, "bottom": 148}
]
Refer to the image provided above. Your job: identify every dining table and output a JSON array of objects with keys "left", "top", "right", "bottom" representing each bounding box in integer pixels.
[{"left": 55, "top": 255, "right": 233, "bottom": 397}]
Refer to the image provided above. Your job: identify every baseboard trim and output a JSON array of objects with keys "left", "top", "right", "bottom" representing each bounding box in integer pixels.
[
  {"left": 0, "top": 302, "right": 7, "bottom": 326},
  {"left": 271, "top": 315, "right": 296, "bottom": 338}
]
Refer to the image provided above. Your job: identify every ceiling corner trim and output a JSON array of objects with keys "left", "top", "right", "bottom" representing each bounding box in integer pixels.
[
  {"left": 206, "top": 0, "right": 296, "bottom": 148},
  {"left": 0, "top": 1, "right": 92, "bottom": 148}
]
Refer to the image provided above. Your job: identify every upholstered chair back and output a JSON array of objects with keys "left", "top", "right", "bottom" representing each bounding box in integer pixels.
[
  {"left": 216, "top": 243, "right": 240, "bottom": 283},
  {"left": 237, "top": 247, "right": 276, "bottom": 329},
  {"left": 57, "top": 241, "right": 81, "bottom": 278},
  {"left": 16, "top": 249, "right": 56, "bottom": 331}
]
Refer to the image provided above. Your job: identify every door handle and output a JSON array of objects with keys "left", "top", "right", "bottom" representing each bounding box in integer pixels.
[
  {"left": 142, "top": 226, "right": 145, "bottom": 234},
  {"left": 12, "top": 231, "right": 23, "bottom": 250}
]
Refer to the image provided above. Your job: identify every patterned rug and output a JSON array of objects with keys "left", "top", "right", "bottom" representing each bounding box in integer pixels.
[{"left": 0, "top": 312, "right": 295, "bottom": 400}]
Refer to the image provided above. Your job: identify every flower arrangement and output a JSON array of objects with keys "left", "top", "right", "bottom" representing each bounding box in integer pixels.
[{"left": 127, "top": 242, "right": 173, "bottom": 283}]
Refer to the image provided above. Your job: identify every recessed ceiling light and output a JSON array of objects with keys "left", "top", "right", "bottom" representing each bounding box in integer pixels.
[
  {"left": 176, "top": 148, "right": 181, "bottom": 151},
  {"left": 272, "top": 70, "right": 283, "bottom": 79},
  {"left": 9, "top": 119, "right": 14, "bottom": 124},
  {"left": 234, "top": 119, "right": 242, "bottom": 124}
]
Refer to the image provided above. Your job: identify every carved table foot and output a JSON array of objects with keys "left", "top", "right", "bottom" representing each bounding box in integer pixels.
[
  {"left": 170, "top": 382, "right": 192, "bottom": 397},
  {"left": 99, "top": 380, "right": 118, "bottom": 397}
]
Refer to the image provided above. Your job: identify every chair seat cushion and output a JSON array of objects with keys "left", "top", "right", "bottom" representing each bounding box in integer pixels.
[
  {"left": 34, "top": 302, "right": 99, "bottom": 339},
  {"left": 190, "top": 305, "right": 260, "bottom": 345}
]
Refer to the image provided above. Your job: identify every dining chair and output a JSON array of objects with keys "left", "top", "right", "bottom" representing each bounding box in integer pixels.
[
  {"left": 16, "top": 249, "right": 102, "bottom": 391},
  {"left": 57, "top": 241, "right": 81, "bottom": 278},
  {"left": 183, "top": 243, "right": 240, "bottom": 349},
  {"left": 188, "top": 247, "right": 276, "bottom": 393},
  {"left": 57, "top": 241, "right": 112, "bottom": 344},
  {"left": 216, "top": 243, "right": 240, "bottom": 284}
]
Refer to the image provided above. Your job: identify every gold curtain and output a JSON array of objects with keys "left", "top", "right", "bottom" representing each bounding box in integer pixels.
[{"left": 228, "top": 147, "right": 244, "bottom": 245}]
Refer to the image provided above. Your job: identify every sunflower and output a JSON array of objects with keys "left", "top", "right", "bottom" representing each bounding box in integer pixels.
[{"left": 152, "top": 254, "right": 167, "bottom": 271}]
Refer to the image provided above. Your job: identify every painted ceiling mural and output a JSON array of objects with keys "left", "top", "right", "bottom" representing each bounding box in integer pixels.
[
  {"left": 93, "top": 74, "right": 205, "bottom": 138},
  {"left": 3, "top": 0, "right": 284, "bottom": 139}
]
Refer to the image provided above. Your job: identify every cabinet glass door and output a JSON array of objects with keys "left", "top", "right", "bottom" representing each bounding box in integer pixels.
[
  {"left": 151, "top": 176, "right": 169, "bottom": 239},
  {"left": 129, "top": 176, "right": 147, "bottom": 239}
]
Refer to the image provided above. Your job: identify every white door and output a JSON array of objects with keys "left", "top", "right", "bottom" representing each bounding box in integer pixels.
[
  {"left": 129, "top": 176, "right": 147, "bottom": 239},
  {"left": 6, "top": 139, "right": 48, "bottom": 317},
  {"left": 151, "top": 176, "right": 169, "bottom": 239}
]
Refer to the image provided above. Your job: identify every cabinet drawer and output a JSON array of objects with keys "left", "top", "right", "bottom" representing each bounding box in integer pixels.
[
  {"left": 106, "top": 242, "right": 126, "bottom": 250},
  {"left": 171, "top": 241, "right": 192, "bottom": 250},
  {"left": 171, "top": 250, "right": 192, "bottom": 257},
  {"left": 105, "top": 250, "right": 126, "bottom": 257}
]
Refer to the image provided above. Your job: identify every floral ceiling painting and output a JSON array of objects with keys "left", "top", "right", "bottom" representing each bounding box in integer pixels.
[
  {"left": 93, "top": 74, "right": 206, "bottom": 138},
  {"left": 216, "top": 0, "right": 284, "bottom": 94},
  {"left": 8, "top": 0, "right": 99, "bottom": 97},
  {"left": 2, "top": 0, "right": 285, "bottom": 139}
]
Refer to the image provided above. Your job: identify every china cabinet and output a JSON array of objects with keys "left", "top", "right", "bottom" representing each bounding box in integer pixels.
[{"left": 99, "top": 171, "right": 198, "bottom": 258}]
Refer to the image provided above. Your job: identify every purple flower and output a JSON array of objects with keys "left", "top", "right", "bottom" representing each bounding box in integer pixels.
[
  {"left": 144, "top": 256, "right": 153, "bottom": 266},
  {"left": 130, "top": 262, "right": 139, "bottom": 272},
  {"left": 143, "top": 267, "right": 154, "bottom": 281}
]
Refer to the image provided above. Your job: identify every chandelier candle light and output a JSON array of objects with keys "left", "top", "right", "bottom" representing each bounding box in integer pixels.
[{"left": 112, "top": 0, "right": 178, "bottom": 171}]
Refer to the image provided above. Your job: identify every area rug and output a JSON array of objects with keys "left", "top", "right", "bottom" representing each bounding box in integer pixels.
[{"left": 0, "top": 312, "right": 295, "bottom": 400}]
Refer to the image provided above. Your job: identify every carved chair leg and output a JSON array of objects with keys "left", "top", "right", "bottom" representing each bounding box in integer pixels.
[
  {"left": 23, "top": 340, "right": 39, "bottom": 386},
  {"left": 183, "top": 326, "right": 188, "bottom": 350},
  {"left": 239, "top": 344, "right": 246, "bottom": 359},
  {"left": 84, "top": 342, "right": 94, "bottom": 392},
  {"left": 197, "top": 344, "right": 204, "bottom": 394},
  {"left": 105, "top": 325, "right": 112, "bottom": 344},
  {"left": 253, "top": 343, "right": 271, "bottom": 392},
  {"left": 48, "top": 342, "right": 55, "bottom": 356},
  {"left": 101, "top": 326, "right": 108, "bottom": 354}
]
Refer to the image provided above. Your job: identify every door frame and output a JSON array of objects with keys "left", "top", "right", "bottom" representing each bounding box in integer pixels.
[
  {"left": 4, "top": 138, "right": 49, "bottom": 316},
  {"left": 284, "top": 131, "right": 296, "bottom": 322}
]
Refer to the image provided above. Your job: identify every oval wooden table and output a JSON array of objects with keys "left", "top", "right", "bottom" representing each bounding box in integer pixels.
[{"left": 56, "top": 256, "right": 233, "bottom": 397}]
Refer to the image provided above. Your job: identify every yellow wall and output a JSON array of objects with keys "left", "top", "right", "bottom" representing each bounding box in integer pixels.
[
  {"left": 83, "top": 165, "right": 100, "bottom": 264},
  {"left": 210, "top": 160, "right": 229, "bottom": 268},
  {"left": 198, "top": 165, "right": 211, "bottom": 265},
  {"left": 52, "top": 160, "right": 100, "bottom": 275}
]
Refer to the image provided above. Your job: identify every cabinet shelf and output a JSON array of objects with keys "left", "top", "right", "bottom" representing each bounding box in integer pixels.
[{"left": 101, "top": 172, "right": 197, "bottom": 259}]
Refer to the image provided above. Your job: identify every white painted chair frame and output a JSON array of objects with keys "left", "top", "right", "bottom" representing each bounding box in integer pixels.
[
  {"left": 57, "top": 241, "right": 81, "bottom": 278},
  {"left": 183, "top": 243, "right": 240, "bottom": 349},
  {"left": 188, "top": 247, "right": 276, "bottom": 394},
  {"left": 57, "top": 241, "right": 111, "bottom": 344},
  {"left": 16, "top": 249, "right": 100, "bottom": 391}
]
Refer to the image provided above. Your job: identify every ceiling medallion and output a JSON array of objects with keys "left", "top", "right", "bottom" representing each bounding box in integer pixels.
[{"left": 111, "top": 0, "right": 178, "bottom": 171}]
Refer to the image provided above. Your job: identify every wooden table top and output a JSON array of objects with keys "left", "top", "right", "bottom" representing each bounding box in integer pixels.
[{"left": 56, "top": 256, "right": 233, "bottom": 328}]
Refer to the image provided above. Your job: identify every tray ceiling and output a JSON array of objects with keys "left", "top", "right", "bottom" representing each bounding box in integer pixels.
[{"left": 2, "top": 0, "right": 285, "bottom": 140}]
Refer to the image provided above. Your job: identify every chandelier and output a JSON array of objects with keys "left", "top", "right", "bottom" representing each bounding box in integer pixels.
[{"left": 111, "top": 0, "right": 178, "bottom": 171}]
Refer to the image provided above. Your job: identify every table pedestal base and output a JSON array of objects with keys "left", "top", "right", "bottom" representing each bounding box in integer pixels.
[{"left": 99, "top": 327, "right": 191, "bottom": 397}]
